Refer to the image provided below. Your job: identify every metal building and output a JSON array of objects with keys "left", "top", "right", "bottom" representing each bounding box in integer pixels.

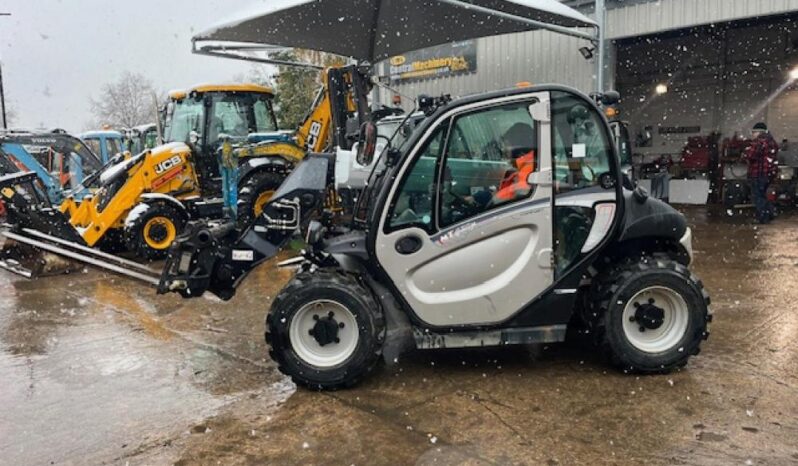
[{"left": 380, "top": 0, "right": 798, "bottom": 156}]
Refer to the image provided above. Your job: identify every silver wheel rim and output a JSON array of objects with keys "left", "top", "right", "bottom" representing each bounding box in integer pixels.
[
  {"left": 622, "top": 286, "right": 689, "bottom": 353},
  {"left": 288, "top": 299, "right": 359, "bottom": 368}
]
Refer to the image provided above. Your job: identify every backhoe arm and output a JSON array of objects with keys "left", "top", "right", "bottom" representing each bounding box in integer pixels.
[{"left": 294, "top": 65, "right": 372, "bottom": 153}]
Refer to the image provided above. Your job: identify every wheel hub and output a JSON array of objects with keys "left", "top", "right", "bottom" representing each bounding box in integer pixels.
[
  {"left": 148, "top": 223, "right": 168, "bottom": 242},
  {"left": 309, "top": 311, "right": 345, "bottom": 347},
  {"left": 632, "top": 299, "right": 665, "bottom": 331}
]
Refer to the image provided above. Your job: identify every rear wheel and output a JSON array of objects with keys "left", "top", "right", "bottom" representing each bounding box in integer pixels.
[
  {"left": 266, "top": 270, "right": 385, "bottom": 390},
  {"left": 125, "top": 202, "right": 186, "bottom": 260},
  {"left": 237, "top": 171, "right": 285, "bottom": 228},
  {"left": 592, "top": 256, "right": 711, "bottom": 373}
]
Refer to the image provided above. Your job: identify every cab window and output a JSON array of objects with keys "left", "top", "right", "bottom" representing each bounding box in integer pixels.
[
  {"left": 210, "top": 100, "right": 250, "bottom": 142},
  {"left": 165, "top": 98, "right": 204, "bottom": 144},
  {"left": 209, "top": 94, "right": 278, "bottom": 145},
  {"left": 438, "top": 102, "right": 538, "bottom": 228},
  {"left": 551, "top": 91, "right": 612, "bottom": 193},
  {"left": 106, "top": 138, "right": 120, "bottom": 157},
  {"left": 253, "top": 99, "right": 278, "bottom": 133},
  {"left": 387, "top": 124, "right": 447, "bottom": 232},
  {"left": 84, "top": 138, "right": 103, "bottom": 158}
]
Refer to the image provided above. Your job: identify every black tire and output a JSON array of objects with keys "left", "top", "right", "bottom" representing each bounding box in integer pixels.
[
  {"left": 96, "top": 228, "right": 128, "bottom": 253},
  {"left": 237, "top": 170, "right": 286, "bottom": 228},
  {"left": 124, "top": 202, "right": 187, "bottom": 261},
  {"left": 266, "top": 269, "right": 385, "bottom": 390},
  {"left": 591, "top": 256, "right": 711, "bottom": 373}
]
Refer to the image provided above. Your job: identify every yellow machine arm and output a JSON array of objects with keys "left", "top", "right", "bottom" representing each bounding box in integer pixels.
[
  {"left": 295, "top": 66, "right": 370, "bottom": 153},
  {"left": 61, "top": 144, "right": 201, "bottom": 247}
]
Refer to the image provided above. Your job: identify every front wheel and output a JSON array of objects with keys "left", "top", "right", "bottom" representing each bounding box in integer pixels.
[
  {"left": 237, "top": 170, "right": 286, "bottom": 228},
  {"left": 124, "top": 202, "right": 186, "bottom": 260},
  {"left": 266, "top": 270, "right": 385, "bottom": 390},
  {"left": 593, "top": 256, "right": 711, "bottom": 373}
]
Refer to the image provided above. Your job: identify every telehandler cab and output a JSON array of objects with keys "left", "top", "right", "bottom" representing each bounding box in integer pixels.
[{"left": 153, "top": 0, "right": 711, "bottom": 389}]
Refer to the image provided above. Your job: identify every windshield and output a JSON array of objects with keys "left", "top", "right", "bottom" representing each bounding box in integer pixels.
[
  {"left": 354, "top": 113, "right": 426, "bottom": 224},
  {"left": 106, "top": 138, "right": 121, "bottom": 157},
  {"left": 368, "top": 113, "right": 425, "bottom": 177},
  {"left": 164, "top": 97, "right": 204, "bottom": 144},
  {"left": 83, "top": 138, "right": 103, "bottom": 157}
]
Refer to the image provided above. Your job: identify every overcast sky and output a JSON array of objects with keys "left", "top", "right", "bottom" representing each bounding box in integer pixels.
[{"left": 1, "top": 0, "right": 273, "bottom": 132}]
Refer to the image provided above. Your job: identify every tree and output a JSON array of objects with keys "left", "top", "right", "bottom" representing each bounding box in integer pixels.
[
  {"left": 244, "top": 50, "right": 344, "bottom": 129},
  {"left": 88, "top": 71, "right": 159, "bottom": 129}
]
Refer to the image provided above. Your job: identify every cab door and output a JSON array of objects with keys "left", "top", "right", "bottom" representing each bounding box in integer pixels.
[{"left": 375, "top": 92, "right": 554, "bottom": 327}]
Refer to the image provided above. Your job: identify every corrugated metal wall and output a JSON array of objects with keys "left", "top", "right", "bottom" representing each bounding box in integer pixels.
[
  {"left": 380, "top": 0, "right": 798, "bottom": 104},
  {"left": 378, "top": 29, "right": 594, "bottom": 105},
  {"left": 607, "top": 0, "right": 798, "bottom": 39}
]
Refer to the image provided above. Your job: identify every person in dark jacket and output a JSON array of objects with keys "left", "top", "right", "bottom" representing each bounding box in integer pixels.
[{"left": 744, "top": 122, "right": 779, "bottom": 224}]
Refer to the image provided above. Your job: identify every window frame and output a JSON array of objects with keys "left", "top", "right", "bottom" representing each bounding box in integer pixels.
[
  {"left": 384, "top": 120, "right": 451, "bottom": 235},
  {"left": 434, "top": 99, "right": 541, "bottom": 231},
  {"left": 550, "top": 91, "right": 615, "bottom": 194}
]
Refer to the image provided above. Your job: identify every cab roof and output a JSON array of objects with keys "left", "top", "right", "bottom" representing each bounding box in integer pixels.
[
  {"left": 168, "top": 83, "right": 274, "bottom": 100},
  {"left": 80, "top": 130, "right": 123, "bottom": 139}
]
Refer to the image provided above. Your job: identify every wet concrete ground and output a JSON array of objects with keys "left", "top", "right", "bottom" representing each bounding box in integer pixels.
[{"left": 1, "top": 207, "right": 797, "bottom": 465}]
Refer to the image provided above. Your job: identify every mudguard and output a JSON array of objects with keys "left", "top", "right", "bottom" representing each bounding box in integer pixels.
[
  {"left": 618, "top": 188, "right": 687, "bottom": 243},
  {"left": 137, "top": 193, "right": 189, "bottom": 216},
  {"left": 237, "top": 141, "right": 305, "bottom": 182}
]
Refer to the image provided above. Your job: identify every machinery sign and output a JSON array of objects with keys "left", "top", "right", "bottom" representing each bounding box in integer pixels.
[{"left": 389, "top": 40, "right": 477, "bottom": 83}]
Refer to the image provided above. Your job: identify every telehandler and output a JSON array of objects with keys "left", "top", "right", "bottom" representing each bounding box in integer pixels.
[
  {"left": 4, "top": 0, "right": 712, "bottom": 389},
  {"left": 151, "top": 0, "right": 711, "bottom": 389}
]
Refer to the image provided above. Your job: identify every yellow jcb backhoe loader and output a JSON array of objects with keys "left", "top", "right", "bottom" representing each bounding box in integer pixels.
[{"left": 0, "top": 69, "right": 372, "bottom": 278}]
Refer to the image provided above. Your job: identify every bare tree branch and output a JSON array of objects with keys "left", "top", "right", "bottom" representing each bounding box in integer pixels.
[{"left": 88, "top": 71, "right": 158, "bottom": 129}]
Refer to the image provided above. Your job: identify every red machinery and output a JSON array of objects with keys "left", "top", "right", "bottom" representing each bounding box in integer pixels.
[{"left": 680, "top": 136, "right": 713, "bottom": 171}]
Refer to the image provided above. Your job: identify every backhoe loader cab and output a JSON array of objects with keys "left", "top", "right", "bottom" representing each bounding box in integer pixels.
[
  {"left": 125, "top": 124, "right": 160, "bottom": 154},
  {"left": 162, "top": 83, "right": 280, "bottom": 195},
  {"left": 159, "top": 85, "right": 711, "bottom": 389},
  {"left": 80, "top": 130, "right": 124, "bottom": 164}
]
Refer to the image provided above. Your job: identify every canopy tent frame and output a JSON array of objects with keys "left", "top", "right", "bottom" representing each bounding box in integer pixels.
[
  {"left": 192, "top": 41, "right": 325, "bottom": 70},
  {"left": 190, "top": 0, "right": 600, "bottom": 71}
]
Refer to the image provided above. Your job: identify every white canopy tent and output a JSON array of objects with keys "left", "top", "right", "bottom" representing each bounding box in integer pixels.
[{"left": 192, "top": 0, "right": 598, "bottom": 68}]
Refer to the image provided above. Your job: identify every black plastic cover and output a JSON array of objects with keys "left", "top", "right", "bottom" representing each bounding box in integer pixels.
[{"left": 618, "top": 189, "right": 687, "bottom": 243}]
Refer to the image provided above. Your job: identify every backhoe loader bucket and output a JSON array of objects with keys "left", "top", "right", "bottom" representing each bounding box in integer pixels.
[{"left": 0, "top": 172, "right": 86, "bottom": 277}]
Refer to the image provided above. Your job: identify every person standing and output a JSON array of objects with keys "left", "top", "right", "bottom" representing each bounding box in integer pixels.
[{"left": 744, "top": 122, "right": 779, "bottom": 224}]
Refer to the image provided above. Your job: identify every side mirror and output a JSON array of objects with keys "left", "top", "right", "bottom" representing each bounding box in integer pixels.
[{"left": 356, "top": 121, "right": 378, "bottom": 167}]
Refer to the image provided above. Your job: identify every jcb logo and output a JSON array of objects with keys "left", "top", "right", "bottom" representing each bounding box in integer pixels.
[
  {"left": 390, "top": 56, "right": 406, "bottom": 66},
  {"left": 155, "top": 156, "right": 182, "bottom": 175},
  {"left": 305, "top": 121, "right": 323, "bottom": 150}
]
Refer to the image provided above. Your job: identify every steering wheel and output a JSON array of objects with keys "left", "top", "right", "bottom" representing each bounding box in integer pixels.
[{"left": 446, "top": 188, "right": 481, "bottom": 221}]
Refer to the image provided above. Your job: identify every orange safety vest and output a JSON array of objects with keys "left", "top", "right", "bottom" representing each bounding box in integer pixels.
[{"left": 496, "top": 151, "right": 536, "bottom": 201}]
